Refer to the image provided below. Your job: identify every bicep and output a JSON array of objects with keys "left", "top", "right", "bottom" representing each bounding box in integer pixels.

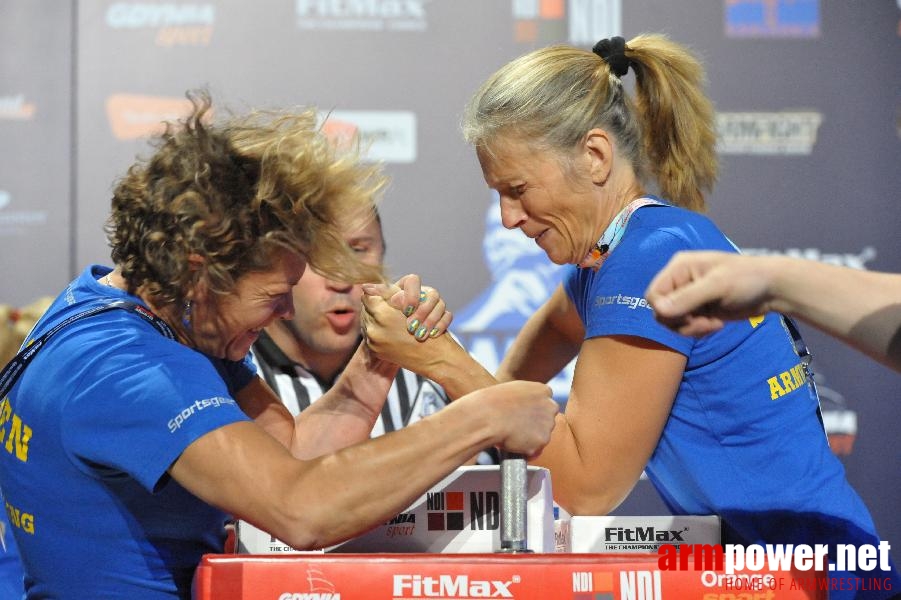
[
  {"left": 537, "top": 334, "right": 685, "bottom": 513},
  {"left": 169, "top": 421, "right": 300, "bottom": 526},
  {"left": 569, "top": 335, "right": 684, "bottom": 462}
]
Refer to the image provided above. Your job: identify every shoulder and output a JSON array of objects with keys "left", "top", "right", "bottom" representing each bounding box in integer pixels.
[{"left": 629, "top": 204, "right": 731, "bottom": 251}]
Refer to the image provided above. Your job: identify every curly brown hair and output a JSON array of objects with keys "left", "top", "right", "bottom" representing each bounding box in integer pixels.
[{"left": 106, "top": 91, "right": 386, "bottom": 310}]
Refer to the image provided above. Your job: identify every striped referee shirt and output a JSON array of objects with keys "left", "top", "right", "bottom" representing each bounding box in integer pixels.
[{"left": 250, "top": 330, "right": 449, "bottom": 436}]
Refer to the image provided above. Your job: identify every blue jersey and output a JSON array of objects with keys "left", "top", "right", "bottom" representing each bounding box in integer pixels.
[
  {"left": 564, "top": 203, "right": 898, "bottom": 597},
  {"left": 0, "top": 507, "right": 24, "bottom": 599},
  {"left": 0, "top": 266, "right": 253, "bottom": 599}
]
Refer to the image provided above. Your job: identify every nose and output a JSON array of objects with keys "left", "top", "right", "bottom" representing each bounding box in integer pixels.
[{"left": 499, "top": 196, "right": 527, "bottom": 230}]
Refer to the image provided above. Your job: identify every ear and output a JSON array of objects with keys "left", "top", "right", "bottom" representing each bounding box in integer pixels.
[
  {"left": 584, "top": 128, "right": 613, "bottom": 186},
  {"left": 185, "top": 254, "right": 207, "bottom": 301},
  {"left": 187, "top": 253, "right": 206, "bottom": 271}
]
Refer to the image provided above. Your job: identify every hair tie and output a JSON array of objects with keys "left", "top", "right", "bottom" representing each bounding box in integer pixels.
[{"left": 592, "top": 36, "right": 630, "bottom": 78}]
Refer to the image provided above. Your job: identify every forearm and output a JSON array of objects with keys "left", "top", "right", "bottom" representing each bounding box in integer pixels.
[
  {"left": 767, "top": 258, "right": 901, "bottom": 370},
  {"left": 413, "top": 334, "right": 497, "bottom": 399},
  {"left": 282, "top": 400, "right": 503, "bottom": 548},
  {"left": 178, "top": 381, "right": 557, "bottom": 551},
  {"left": 291, "top": 344, "right": 399, "bottom": 458}
]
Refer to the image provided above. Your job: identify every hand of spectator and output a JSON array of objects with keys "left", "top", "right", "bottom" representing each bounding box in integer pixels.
[{"left": 646, "top": 251, "right": 773, "bottom": 336}]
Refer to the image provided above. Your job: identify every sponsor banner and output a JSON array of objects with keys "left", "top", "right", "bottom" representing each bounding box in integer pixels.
[
  {"left": 716, "top": 111, "right": 823, "bottom": 155},
  {"left": 295, "top": 0, "right": 431, "bottom": 32},
  {"left": 566, "top": 515, "right": 721, "bottom": 554},
  {"left": 105, "top": 2, "right": 215, "bottom": 46},
  {"left": 0, "top": 95, "right": 37, "bottom": 121},
  {"left": 725, "top": 0, "right": 820, "bottom": 38},
  {"left": 511, "top": 0, "right": 620, "bottom": 46},
  {"left": 194, "top": 552, "right": 826, "bottom": 599},
  {"left": 322, "top": 111, "right": 417, "bottom": 164},
  {"left": 740, "top": 246, "right": 876, "bottom": 271},
  {"left": 0, "top": 190, "right": 49, "bottom": 237},
  {"left": 105, "top": 94, "right": 199, "bottom": 140}
]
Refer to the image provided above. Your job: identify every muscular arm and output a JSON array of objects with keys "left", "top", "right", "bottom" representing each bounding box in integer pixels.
[
  {"left": 532, "top": 335, "right": 684, "bottom": 514},
  {"left": 363, "top": 283, "right": 683, "bottom": 515},
  {"left": 647, "top": 252, "right": 901, "bottom": 372},
  {"left": 234, "top": 345, "right": 399, "bottom": 458},
  {"left": 169, "top": 380, "right": 558, "bottom": 550},
  {"left": 764, "top": 258, "right": 901, "bottom": 372}
]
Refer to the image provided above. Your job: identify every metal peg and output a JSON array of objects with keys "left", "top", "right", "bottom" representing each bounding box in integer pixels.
[{"left": 497, "top": 451, "right": 532, "bottom": 553}]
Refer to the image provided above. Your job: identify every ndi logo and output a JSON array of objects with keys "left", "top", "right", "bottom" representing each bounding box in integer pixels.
[
  {"left": 573, "top": 570, "right": 661, "bottom": 600},
  {"left": 425, "top": 491, "right": 499, "bottom": 531}
]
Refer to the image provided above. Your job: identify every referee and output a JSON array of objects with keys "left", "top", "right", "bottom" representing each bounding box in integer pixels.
[{"left": 251, "top": 211, "right": 495, "bottom": 460}]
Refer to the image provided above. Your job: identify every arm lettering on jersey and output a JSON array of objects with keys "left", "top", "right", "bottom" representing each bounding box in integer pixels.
[
  {"left": 766, "top": 363, "right": 808, "bottom": 400},
  {"left": 0, "top": 396, "right": 32, "bottom": 462},
  {"left": 4, "top": 500, "right": 35, "bottom": 535}
]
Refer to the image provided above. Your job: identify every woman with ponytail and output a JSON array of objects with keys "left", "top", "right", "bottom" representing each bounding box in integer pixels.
[{"left": 362, "top": 34, "right": 898, "bottom": 598}]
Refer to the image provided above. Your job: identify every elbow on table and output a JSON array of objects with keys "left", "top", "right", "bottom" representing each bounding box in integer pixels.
[
  {"left": 553, "top": 481, "right": 634, "bottom": 517},
  {"left": 251, "top": 501, "right": 347, "bottom": 551}
]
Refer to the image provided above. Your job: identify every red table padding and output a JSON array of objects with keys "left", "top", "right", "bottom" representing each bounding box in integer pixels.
[{"left": 193, "top": 552, "right": 826, "bottom": 599}]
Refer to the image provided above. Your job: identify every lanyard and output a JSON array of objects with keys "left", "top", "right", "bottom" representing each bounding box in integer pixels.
[
  {"left": 0, "top": 300, "right": 175, "bottom": 400},
  {"left": 578, "top": 196, "right": 665, "bottom": 271}
]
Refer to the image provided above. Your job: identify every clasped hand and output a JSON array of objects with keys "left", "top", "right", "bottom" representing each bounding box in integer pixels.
[{"left": 360, "top": 274, "right": 453, "bottom": 368}]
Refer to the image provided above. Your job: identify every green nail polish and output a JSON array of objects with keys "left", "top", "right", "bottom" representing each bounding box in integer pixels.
[
  {"left": 407, "top": 319, "right": 420, "bottom": 333},
  {"left": 419, "top": 290, "right": 428, "bottom": 303},
  {"left": 429, "top": 327, "right": 440, "bottom": 338},
  {"left": 403, "top": 305, "right": 415, "bottom": 317},
  {"left": 415, "top": 326, "right": 428, "bottom": 340}
]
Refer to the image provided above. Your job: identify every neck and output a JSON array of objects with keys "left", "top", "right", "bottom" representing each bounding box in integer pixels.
[
  {"left": 131, "top": 284, "right": 197, "bottom": 350},
  {"left": 592, "top": 181, "right": 646, "bottom": 244}
]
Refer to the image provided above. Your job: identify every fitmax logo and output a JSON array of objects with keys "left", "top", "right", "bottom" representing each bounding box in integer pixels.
[
  {"left": 605, "top": 527, "right": 688, "bottom": 542},
  {"left": 392, "top": 574, "right": 519, "bottom": 598}
]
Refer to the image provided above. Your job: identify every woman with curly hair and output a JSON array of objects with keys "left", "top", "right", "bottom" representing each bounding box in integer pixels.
[{"left": 0, "top": 92, "right": 557, "bottom": 599}]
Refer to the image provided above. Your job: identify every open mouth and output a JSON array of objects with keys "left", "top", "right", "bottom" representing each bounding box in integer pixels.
[{"left": 326, "top": 309, "right": 356, "bottom": 330}]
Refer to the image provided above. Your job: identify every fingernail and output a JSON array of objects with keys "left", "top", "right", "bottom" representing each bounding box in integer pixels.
[
  {"left": 419, "top": 290, "right": 428, "bottom": 304},
  {"left": 415, "top": 326, "right": 428, "bottom": 340},
  {"left": 407, "top": 319, "right": 420, "bottom": 334},
  {"left": 404, "top": 305, "right": 415, "bottom": 317},
  {"left": 428, "top": 327, "right": 440, "bottom": 338}
]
